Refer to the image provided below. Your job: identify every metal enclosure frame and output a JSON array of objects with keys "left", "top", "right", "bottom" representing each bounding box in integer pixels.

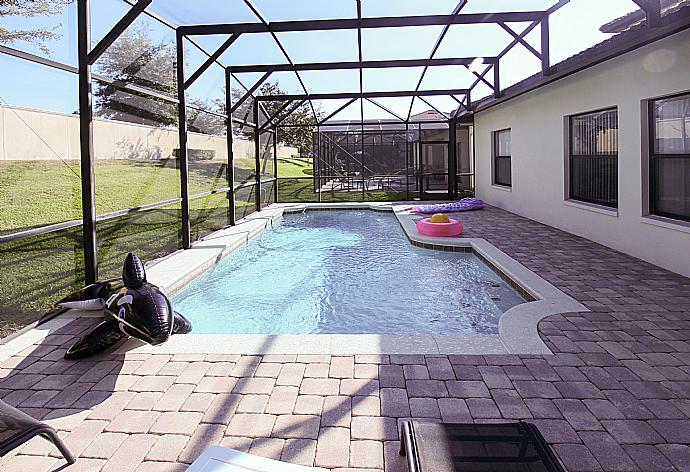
[{"left": 4, "top": 0, "right": 611, "bottom": 283}]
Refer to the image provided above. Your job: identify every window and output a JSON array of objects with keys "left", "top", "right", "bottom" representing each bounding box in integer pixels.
[
  {"left": 493, "top": 129, "right": 511, "bottom": 187},
  {"left": 650, "top": 92, "right": 690, "bottom": 222},
  {"left": 569, "top": 108, "right": 618, "bottom": 208}
]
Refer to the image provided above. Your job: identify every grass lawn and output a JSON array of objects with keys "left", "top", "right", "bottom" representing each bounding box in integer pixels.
[
  {"left": 276, "top": 157, "right": 313, "bottom": 177},
  {"left": 275, "top": 157, "right": 410, "bottom": 202},
  {"left": 0, "top": 159, "right": 261, "bottom": 235}
]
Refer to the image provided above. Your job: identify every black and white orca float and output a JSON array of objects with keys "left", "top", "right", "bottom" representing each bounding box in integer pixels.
[{"left": 42, "top": 253, "right": 192, "bottom": 360}]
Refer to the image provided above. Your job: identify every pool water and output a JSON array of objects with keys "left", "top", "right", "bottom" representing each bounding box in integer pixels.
[{"left": 172, "top": 211, "right": 525, "bottom": 334}]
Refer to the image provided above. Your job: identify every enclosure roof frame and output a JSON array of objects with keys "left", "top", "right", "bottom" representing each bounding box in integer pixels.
[{"left": 178, "top": 0, "right": 570, "bottom": 128}]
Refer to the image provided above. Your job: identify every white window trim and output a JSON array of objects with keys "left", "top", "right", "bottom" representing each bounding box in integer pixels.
[
  {"left": 644, "top": 90, "right": 690, "bottom": 224},
  {"left": 492, "top": 129, "right": 512, "bottom": 188},
  {"left": 563, "top": 107, "right": 619, "bottom": 209},
  {"left": 641, "top": 215, "right": 690, "bottom": 234},
  {"left": 563, "top": 199, "right": 619, "bottom": 217}
]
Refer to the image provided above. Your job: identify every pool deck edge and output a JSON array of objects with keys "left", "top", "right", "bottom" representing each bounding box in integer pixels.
[
  {"left": 392, "top": 205, "right": 589, "bottom": 355},
  {"left": 146, "top": 207, "right": 285, "bottom": 296}
]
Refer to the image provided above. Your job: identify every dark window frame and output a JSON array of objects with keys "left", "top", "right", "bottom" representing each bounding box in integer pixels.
[
  {"left": 493, "top": 128, "right": 511, "bottom": 187},
  {"left": 649, "top": 91, "right": 690, "bottom": 223},
  {"left": 568, "top": 107, "right": 619, "bottom": 208}
]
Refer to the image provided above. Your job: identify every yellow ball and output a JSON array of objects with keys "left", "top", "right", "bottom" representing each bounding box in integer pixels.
[{"left": 429, "top": 213, "right": 450, "bottom": 223}]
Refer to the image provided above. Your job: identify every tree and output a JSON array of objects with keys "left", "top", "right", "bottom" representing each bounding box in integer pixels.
[
  {"left": 93, "top": 25, "right": 320, "bottom": 152},
  {"left": 0, "top": 0, "right": 69, "bottom": 54},
  {"left": 257, "top": 82, "right": 323, "bottom": 156},
  {"left": 216, "top": 81, "right": 323, "bottom": 155},
  {"left": 187, "top": 98, "right": 226, "bottom": 136},
  {"left": 93, "top": 24, "right": 178, "bottom": 127},
  {"left": 92, "top": 24, "right": 227, "bottom": 134}
]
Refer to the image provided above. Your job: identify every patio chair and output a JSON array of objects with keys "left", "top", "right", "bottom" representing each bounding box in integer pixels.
[
  {"left": 187, "top": 446, "right": 328, "bottom": 471},
  {"left": 399, "top": 420, "right": 565, "bottom": 472},
  {"left": 0, "top": 399, "right": 75, "bottom": 464}
]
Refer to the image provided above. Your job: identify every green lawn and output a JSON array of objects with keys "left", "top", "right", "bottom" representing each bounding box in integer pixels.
[
  {"left": 0, "top": 159, "right": 262, "bottom": 235},
  {"left": 275, "top": 157, "right": 410, "bottom": 202},
  {"left": 276, "top": 157, "right": 313, "bottom": 178},
  {"left": 0, "top": 156, "right": 403, "bottom": 235}
]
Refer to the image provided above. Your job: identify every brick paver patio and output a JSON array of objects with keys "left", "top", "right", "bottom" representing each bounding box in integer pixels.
[{"left": 2, "top": 205, "right": 690, "bottom": 471}]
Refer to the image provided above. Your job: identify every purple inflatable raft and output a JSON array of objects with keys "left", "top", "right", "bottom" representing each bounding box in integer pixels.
[{"left": 410, "top": 197, "right": 484, "bottom": 214}]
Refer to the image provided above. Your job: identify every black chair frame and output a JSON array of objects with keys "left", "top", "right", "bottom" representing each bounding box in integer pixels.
[{"left": 0, "top": 400, "right": 75, "bottom": 465}]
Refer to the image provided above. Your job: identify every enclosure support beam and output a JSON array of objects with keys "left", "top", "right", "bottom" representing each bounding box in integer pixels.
[
  {"left": 318, "top": 98, "right": 358, "bottom": 125},
  {"left": 253, "top": 101, "right": 261, "bottom": 211},
  {"left": 264, "top": 99, "right": 307, "bottom": 128},
  {"left": 316, "top": 126, "right": 321, "bottom": 202},
  {"left": 493, "top": 59, "right": 501, "bottom": 98},
  {"left": 225, "top": 70, "right": 236, "bottom": 225},
  {"left": 179, "top": 11, "right": 552, "bottom": 36},
  {"left": 450, "top": 95, "right": 464, "bottom": 117},
  {"left": 259, "top": 100, "right": 294, "bottom": 131},
  {"left": 242, "top": 0, "right": 318, "bottom": 124},
  {"left": 87, "top": 0, "right": 152, "bottom": 64},
  {"left": 345, "top": 133, "right": 350, "bottom": 185},
  {"left": 185, "top": 33, "right": 240, "bottom": 89},
  {"left": 356, "top": 0, "right": 365, "bottom": 201},
  {"left": 541, "top": 16, "right": 551, "bottom": 75},
  {"left": 498, "top": 22, "right": 542, "bottom": 60},
  {"left": 231, "top": 71, "right": 272, "bottom": 114},
  {"left": 228, "top": 57, "right": 495, "bottom": 73},
  {"left": 176, "top": 31, "right": 191, "bottom": 248},
  {"left": 273, "top": 128, "right": 278, "bottom": 203},
  {"left": 448, "top": 117, "right": 457, "bottom": 198},
  {"left": 77, "top": 0, "right": 98, "bottom": 284},
  {"left": 545, "top": 0, "right": 570, "bottom": 15},
  {"left": 360, "top": 111, "right": 365, "bottom": 202},
  {"left": 405, "top": 122, "right": 410, "bottom": 201},
  {"left": 498, "top": 20, "right": 541, "bottom": 61},
  {"left": 407, "top": 0, "right": 468, "bottom": 121},
  {"left": 464, "top": 18, "right": 540, "bottom": 107},
  {"left": 468, "top": 67, "right": 495, "bottom": 91},
  {"left": 258, "top": 89, "right": 469, "bottom": 101},
  {"left": 417, "top": 96, "right": 449, "bottom": 118},
  {"left": 418, "top": 129, "right": 424, "bottom": 198},
  {"left": 366, "top": 98, "right": 405, "bottom": 121},
  {"left": 632, "top": 0, "right": 662, "bottom": 27},
  {"left": 278, "top": 118, "right": 450, "bottom": 128},
  {"left": 647, "top": 0, "right": 662, "bottom": 27}
]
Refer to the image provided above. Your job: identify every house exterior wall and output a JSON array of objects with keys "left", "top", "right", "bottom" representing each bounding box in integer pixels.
[
  {"left": 0, "top": 104, "right": 297, "bottom": 161},
  {"left": 474, "top": 28, "right": 690, "bottom": 278}
]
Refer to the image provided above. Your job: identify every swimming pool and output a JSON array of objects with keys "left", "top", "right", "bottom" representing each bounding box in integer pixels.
[{"left": 172, "top": 210, "right": 526, "bottom": 335}]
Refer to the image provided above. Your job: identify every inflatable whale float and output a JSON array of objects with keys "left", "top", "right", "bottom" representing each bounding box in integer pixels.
[{"left": 42, "top": 253, "right": 192, "bottom": 360}]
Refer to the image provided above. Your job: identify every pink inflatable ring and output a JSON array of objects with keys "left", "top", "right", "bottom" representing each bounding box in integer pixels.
[{"left": 416, "top": 217, "right": 464, "bottom": 237}]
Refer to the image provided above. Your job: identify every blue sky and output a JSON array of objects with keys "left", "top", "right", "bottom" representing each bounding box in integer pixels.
[{"left": 0, "top": 0, "right": 638, "bottom": 120}]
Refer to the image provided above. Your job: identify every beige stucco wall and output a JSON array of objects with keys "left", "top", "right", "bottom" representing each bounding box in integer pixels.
[
  {"left": 0, "top": 104, "right": 297, "bottom": 161},
  {"left": 474, "top": 28, "right": 690, "bottom": 278}
]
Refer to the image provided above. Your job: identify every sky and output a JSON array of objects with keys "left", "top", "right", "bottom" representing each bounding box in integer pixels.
[{"left": 0, "top": 0, "right": 639, "bottom": 121}]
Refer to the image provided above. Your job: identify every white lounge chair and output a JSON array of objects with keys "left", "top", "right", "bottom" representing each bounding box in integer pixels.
[{"left": 187, "top": 446, "right": 328, "bottom": 472}]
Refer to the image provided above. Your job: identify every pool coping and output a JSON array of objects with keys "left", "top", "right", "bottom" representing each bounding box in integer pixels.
[
  {"left": 4, "top": 202, "right": 588, "bottom": 359},
  {"left": 390, "top": 205, "right": 588, "bottom": 355}
]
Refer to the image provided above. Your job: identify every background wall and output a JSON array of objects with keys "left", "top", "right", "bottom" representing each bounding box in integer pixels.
[
  {"left": 474, "top": 28, "right": 690, "bottom": 278},
  {"left": 0, "top": 104, "right": 297, "bottom": 161}
]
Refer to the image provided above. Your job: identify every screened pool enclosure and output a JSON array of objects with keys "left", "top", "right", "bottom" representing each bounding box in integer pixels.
[
  {"left": 310, "top": 118, "right": 474, "bottom": 202},
  {"left": 0, "top": 0, "right": 572, "bottom": 331}
]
